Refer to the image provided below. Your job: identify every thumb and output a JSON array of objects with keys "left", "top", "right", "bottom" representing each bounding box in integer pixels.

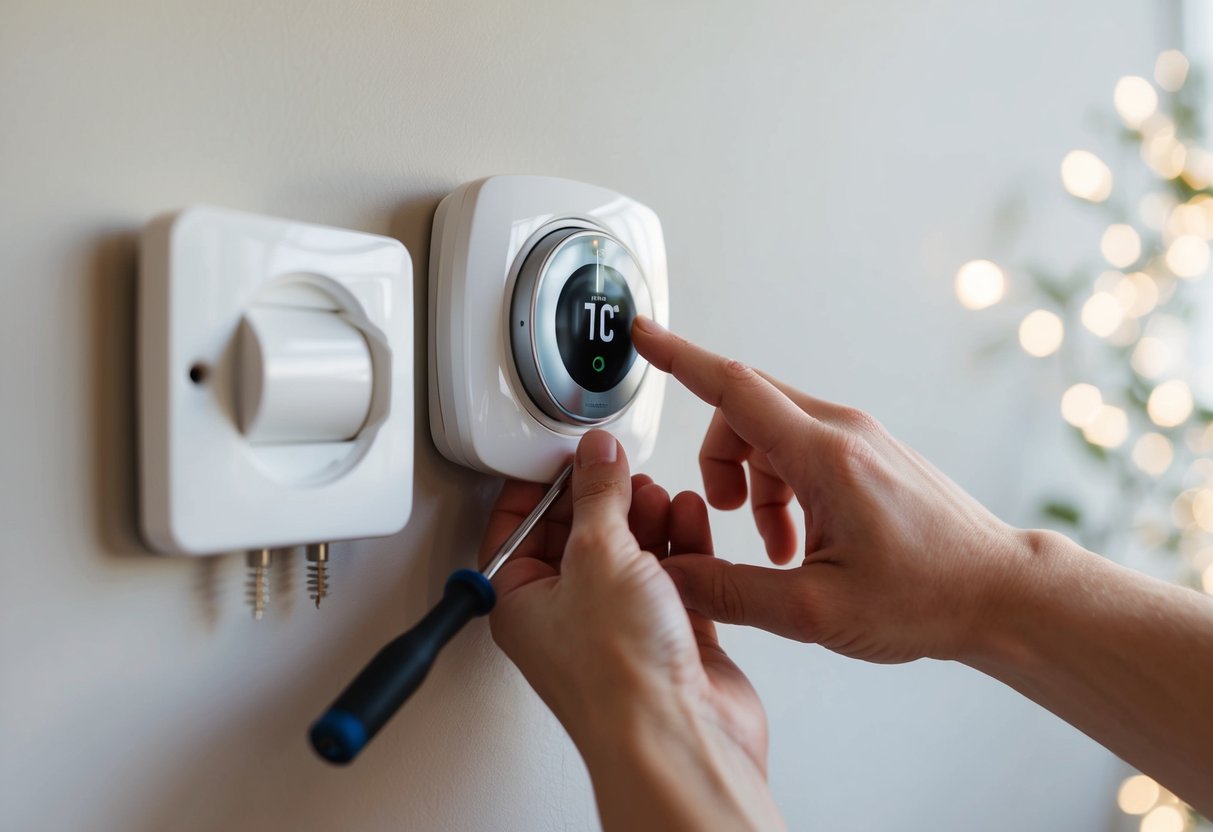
[
  {"left": 663, "top": 555, "right": 823, "bottom": 642},
  {"left": 562, "top": 430, "right": 637, "bottom": 578}
]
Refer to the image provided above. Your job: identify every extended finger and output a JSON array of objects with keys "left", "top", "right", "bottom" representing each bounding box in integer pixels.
[
  {"left": 663, "top": 555, "right": 831, "bottom": 642},
  {"left": 633, "top": 317, "right": 828, "bottom": 475}
]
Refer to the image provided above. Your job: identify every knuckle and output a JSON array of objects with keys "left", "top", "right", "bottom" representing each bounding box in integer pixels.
[
  {"left": 836, "top": 406, "right": 884, "bottom": 436},
  {"left": 824, "top": 430, "right": 879, "bottom": 481},
  {"left": 721, "top": 358, "right": 761, "bottom": 386},
  {"left": 784, "top": 585, "right": 822, "bottom": 642},
  {"left": 565, "top": 526, "right": 616, "bottom": 557},
  {"left": 709, "top": 568, "right": 747, "bottom": 624},
  {"left": 574, "top": 477, "right": 627, "bottom": 505}
]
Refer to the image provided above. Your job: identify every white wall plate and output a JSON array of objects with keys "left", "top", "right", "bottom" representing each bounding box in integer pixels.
[
  {"left": 139, "top": 206, "right": 413, "bottom": 555},
  {"left": 429, "top": 176, "right": 669, "bottom": 481}
]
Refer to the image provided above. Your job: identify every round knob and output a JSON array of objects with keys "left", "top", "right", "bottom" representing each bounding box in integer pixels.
[
  {"left": 237, "top": 306, "right": 374, "bottom": 444},
  {"left": 510, "top": 228, "right": 653, "bottom": 424}
]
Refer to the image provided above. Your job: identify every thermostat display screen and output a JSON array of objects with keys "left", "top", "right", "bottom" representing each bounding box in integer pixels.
[{"left": 554, "top": 263, "right": 637, "bottom": 392}]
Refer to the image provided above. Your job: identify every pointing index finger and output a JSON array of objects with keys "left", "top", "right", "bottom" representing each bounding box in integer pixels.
[{"left": 633, "top": 317, "right": 828, "bottom": 462}]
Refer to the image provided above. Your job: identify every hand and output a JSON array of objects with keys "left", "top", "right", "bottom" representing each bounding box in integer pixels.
[
  {"left": 632, "top": 316, "right": 1031, "bottom": 665},
  {"left": 480, "top": 431, "right": 783, "bottom": 831}
]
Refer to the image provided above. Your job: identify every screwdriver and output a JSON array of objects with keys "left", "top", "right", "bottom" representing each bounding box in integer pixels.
[{"left": 309, "top": 463, "right": 573, "bottom": 765}]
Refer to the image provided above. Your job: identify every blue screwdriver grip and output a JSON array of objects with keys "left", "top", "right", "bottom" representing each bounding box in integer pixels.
[{"left": 309, "top": 569, "right": 495, "bottom": 765}]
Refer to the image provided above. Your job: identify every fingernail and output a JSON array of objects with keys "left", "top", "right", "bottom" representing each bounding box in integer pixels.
[
  {"left": 577, "top": 431, "right": 618, "bottom": 469},
  {"left": 633, "top": 316, "right": 663, "bottom": 335}
]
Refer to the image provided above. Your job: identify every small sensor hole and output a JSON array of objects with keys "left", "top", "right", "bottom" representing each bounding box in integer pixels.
[{"left": 188, "top": 363, "right": 209, "bottom": 385}]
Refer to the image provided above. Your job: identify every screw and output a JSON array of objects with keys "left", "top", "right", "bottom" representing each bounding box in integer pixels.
[
  {"left": 306, "top": 543, "right": 329, "bottom": 609},
  {"left": 247, "top": 549, "right": 272, "bottom": 620}
]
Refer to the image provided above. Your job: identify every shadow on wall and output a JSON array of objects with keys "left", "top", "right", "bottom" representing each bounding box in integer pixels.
[{"left": 89, "top": 230, "right": 143, "bottom": 559}]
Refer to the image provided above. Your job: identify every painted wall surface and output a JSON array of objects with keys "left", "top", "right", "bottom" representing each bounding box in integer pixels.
[{"left": 0, "top": 2, "right": 1170, "bottom": 830}]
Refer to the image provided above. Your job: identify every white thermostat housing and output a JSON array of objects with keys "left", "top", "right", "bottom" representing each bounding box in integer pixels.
[
  {"left": 139, "top": 206, "right": 413, "bottom": 555},
  {"left": 429, "top": 176, "right": 669, "bottom": 481}
]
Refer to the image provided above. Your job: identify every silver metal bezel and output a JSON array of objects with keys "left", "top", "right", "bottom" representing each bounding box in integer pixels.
[{"left": 510, "top": 227, "right": 652, "bottom": 425}]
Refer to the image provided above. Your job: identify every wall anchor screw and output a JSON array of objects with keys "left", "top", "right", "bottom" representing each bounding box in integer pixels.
[
  {"left": 247, "top": 548, "right": 272, "bottom": 620},
  {"left": 307, "top": 543, "right": 329, "bottom": 609}
]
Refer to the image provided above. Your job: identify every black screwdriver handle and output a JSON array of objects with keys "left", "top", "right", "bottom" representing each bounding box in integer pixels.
[{"left": 309, "top": 569, "right": 495, "bottom": 764}]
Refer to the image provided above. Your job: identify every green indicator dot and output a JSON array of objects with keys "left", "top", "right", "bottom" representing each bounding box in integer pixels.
[{"left": 592, "top": 356, "right": 606, "bottom": 373}]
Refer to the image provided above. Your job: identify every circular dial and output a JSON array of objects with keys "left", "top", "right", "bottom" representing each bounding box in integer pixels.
[
  {"left": 510, "top": 227, "right": 651, "bottom": 424},
  {"left": 554, "top": 263, "right": 637, "bottom": 392}
]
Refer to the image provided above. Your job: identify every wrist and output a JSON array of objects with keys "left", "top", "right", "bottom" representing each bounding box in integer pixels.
[
  {"left": 959, "top": 527, "right": 1084, "bottom": 670},
  {"left": 572, "top": 684, "right": 782, "bottom": 832}
]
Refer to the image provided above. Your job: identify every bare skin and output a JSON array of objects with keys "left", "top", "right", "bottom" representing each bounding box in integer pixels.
[{"left": 481, "top": 317, "right": 1213, "bottom": 829}]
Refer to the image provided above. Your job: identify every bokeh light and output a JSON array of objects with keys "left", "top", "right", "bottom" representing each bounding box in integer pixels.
[
  {"left": 954, "top": 259, "right": 1006, "bottom": 310},
  {"left": 1148, "top": 379, "right": 1194, "bottom": 427},
  {"left": 1140, "top": 805, "right": 1186, "bottom": 832},
  {"left": 1114, "top": 76, "right": 1158, "bottom": 129},
  {"left": 1195, "top": 490, "right": 1213, "bottom": 532},
  {"left": 1082, "top": 404, "right": 1129, "bottom": 448},
  {"left": 1061, "top": 383, "right": 1103, "bottom": 427},
  {"left": 1132, "top": 337, "right": 1173, "bottom": 378},
  {"left": 1194, "top": 195, "right": 1213, "bottom": 235},
  {"left": 1101, "top": 224, "right": 1142, "bottom": 268},
  {"left": 1123, "top": 272, "right": 1159, "bottom": 317},
  {"left": 1081, "top": 291, "right": 1124, "bottom": 337},
  {"left": 1167, "top": 202, "right": 1211, "bottom": 240},
  {"left": 1061, "top": 150, "right": 1113, "bottom": 202},
  {"left": 1106, "top": 317, "right": 1141, "bottom": 347},
  {"left": 1166, "top": 235, "right": 1211, "bottom": 278},
  {"left": 1018, "top": 310, "right": 1064, "bottom": 357},
  {"left": 1141, "top": 121, "right": 1186, "bottom": 179},
  {"left": 1182, "top": 147, "right": 1213, "bottom": 190},
  {"left": 1203, "top": 564, "right": 1213, "bottom": 595},
  {"left": 1154, "top": 49, "right": 1189, "bottom": 92},
  {"left": 1118, "top": 774, "right": 1162, "bottom": 815},
  {"left": 1132, "top": 433, "right": 1174, "bottom": 477},
  {"left": 1173, "top": 490, "right": 1197, "bottom": 529}
]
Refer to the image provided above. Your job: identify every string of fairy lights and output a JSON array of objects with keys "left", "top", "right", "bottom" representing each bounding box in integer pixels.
[{"left": 954, "top": 48, "right": 1209, "bottom": 832}]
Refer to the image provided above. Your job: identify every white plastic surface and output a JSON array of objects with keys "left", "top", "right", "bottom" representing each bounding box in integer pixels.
[
  {"left": 237, "top": 306, "right": 373, "bottom": 443},
  {"left": 429, "top": 175, "right": 669, "bottom": 481},
  {"left": 138, "top": 206, "right": 413, "bottom": 555}
]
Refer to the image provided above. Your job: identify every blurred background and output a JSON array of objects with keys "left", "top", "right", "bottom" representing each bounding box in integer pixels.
[{"left": 2, "top": 1, "right": 1209, "bottom": 830}]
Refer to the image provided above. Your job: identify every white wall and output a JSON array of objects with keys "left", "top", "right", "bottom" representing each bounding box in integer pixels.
[{"left": 0, "top": 1, "right": 1170, "bottom": 830}]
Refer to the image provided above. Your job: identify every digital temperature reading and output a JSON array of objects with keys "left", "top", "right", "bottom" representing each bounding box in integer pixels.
[{"left": 555, "top": 262, "right": 637, "bottom": 392}]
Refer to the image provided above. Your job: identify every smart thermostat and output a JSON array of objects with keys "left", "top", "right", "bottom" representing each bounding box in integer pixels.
[{"left": 429, "top": 176, "right": 669, "bottom": 481}]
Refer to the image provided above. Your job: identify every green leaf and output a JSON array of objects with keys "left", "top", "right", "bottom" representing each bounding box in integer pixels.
[
  {"left": 1125, "top": 384, "right": 1150, "bottom": 414},
  {"left": 1041, "top": 500, "right": 1082, "bottom": 525},
  {"left": 1072, "top": 426, "right": 1109, "bottom": 461},
  {"left": 1025, "top": 266, "right": 1077, "bottom": 307}
]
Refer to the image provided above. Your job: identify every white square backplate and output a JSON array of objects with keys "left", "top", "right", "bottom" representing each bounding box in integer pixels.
[
  {"left": 139, "top": 206, "right": 413, "bottom": 555},
  {"left": 429, "top": 176, "right": 670, "bottom": 482}
]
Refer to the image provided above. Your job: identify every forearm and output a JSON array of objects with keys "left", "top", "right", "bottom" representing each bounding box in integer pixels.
[
  {"left": 966, "top": 530, "right": 1213, "bottom": 816},
  {"left": 570, "top": 693, "right": 785, "bottom": 832}
]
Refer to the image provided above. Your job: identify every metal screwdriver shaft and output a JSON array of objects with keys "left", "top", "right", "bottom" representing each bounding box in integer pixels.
[
  {"left": 481, "top": 464, "right": 572, "bottom": 580},
  {"left": 309, "top": 464, "right": 573, "bottom": 765}
]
